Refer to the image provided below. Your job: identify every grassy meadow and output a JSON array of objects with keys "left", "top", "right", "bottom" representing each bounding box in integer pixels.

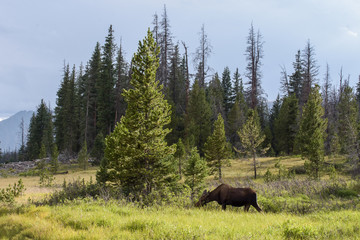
[{"left": 1, "top": 156, "right": 360, "bottom": 239}]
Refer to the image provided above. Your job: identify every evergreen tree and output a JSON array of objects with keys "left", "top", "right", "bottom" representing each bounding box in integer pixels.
[
  {"left": 105, "top": 29, "right": 175, "bottom": 196},
  {"left": 207, "top": 73, "right": 225, "bottom": 122},
  {"left": 174, "top": 138, "right": 186, "bottom": 179},
  {"left": 203, "top": 114, "right": 232, "bottom": 180},
  {"left": 228, "top": 97, "right": 246, "bottom": 148},
  {"left": 97, "top": 25, "right": 116, "bottom": 136},
  {"left": 269, "top": 95, "right": 281, "bottom": 155},
  {"left": 114, "top": 40, "right": 129, "bottom": 125},
  {"left": 158, "top": 5, "right": 173, "bottom": 88},
  {"left": 273, "top": 94, "right": 299, "bottom": 155},
  {"left": 166, "top": 44, "right": 186, "bottom": 144},
  {"left": 27, "top": 100, "right": 53, "bottom": 160},
  {"left": 338, "top": 84, "right": 358, "bottom": 154},
  {"left": 54, "top": 64, "right": 79, "bottom": 155},
  {"left": 50, "top": 144, "right": 59, "bottom": 174},
  {"left": 232, "top": 68, "right": 243, "bottom": 102},
  {"left": 184, "top": 147, "right": 208, "bottom": 200},
  {"left": 235, "top": 109, "right": 269, "bottom": 179},
  {"left": 83, "top": 43, "right": 102, "bottom": 149},
  {"left": 96, "top": 156, "right": 109, "bottom": 186},
  {"left": 91, "top": 132, "right": 105, "bottom": 165},
  {"left": 78, "top": 142, "right": 89, "bottom": 170},
  {"left": 289, "top": 50, "right": 303, "bottom": 99},
  {"left": 54, "top": 64, "right": 70, "bottom": 153},
  {"left": 296, "top": 85, "right": 327, "bottom": 179},
  {"left": 186, "top": 80, "right": 211, "bottom": 154},
  {"left": 222, "top": 66, "right": 232, "bottom": 116}
]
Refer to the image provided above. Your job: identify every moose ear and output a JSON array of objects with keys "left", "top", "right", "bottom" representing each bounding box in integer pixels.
[{"left": 202, "top": 190, "right": 208, "bottom": 195}]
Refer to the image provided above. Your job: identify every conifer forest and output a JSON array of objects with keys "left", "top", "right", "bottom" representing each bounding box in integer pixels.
[
  {"left": 4, "top": 6, "right": 358, "bottom": 181},
  {"left": 1, "top": 5, "right": 360, "bottom": 239}
]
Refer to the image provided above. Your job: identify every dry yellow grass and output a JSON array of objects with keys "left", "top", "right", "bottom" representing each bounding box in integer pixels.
[{"left": 0, "top": 167, "right": 97, "bottom": 202}]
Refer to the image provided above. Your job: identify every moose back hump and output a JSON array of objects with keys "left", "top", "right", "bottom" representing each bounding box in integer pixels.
[{"left": 195, "top": 184, "right": 262, "bottom": 212}]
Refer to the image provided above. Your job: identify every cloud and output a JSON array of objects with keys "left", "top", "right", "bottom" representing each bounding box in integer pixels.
[{"left": 344, "top": 27, "right": 358, "bottom": 37}]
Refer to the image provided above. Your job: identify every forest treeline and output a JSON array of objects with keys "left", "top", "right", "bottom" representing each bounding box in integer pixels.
[{"left": 1, "top": 6, "right": 360, "bottom": 178}]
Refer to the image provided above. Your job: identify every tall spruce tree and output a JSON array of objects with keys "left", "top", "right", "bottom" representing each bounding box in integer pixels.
[
  {"left": 167, "top": 44, "right": 186, "bottom": 144},
  {"left": 186, "top": 80, "right": 211, "bottom": 154},
  {"left": 104, "top": 29, "right": 175, "bottom": 196},
  {"left": 184, "top": 147, "right": 208, "bottom": 200},
  {"left": 207, "top": 73, "right": 225, "bottom": 122},
  {"left": 222, "top": 67, "right": 232, "bottom": 116},
  {"left": 289, "top": 50, "right": 303, "bottom": 99},
  {"left": 273, "top": 94, "right": 299, "bottom": 155},
  {"left": 338, "top": 84, "right": 358, "bottom": 155},
  {"left": 296, "top": 85, "right": 327, "bottom": 179},
  {"left": 27, "top": 100, "right": 53, "bottom": 160},
  {"left": 203, "top": 114, "right": 232, "bottom": 180},
  {"left": 81, "top": 43, "right": 102, "bottom": 150},
  {"left": 114, "top": 40, "right": 129, "bottom": 125},
  {"left": 97, "top": 25, "right": 116, "bottom": 136}
]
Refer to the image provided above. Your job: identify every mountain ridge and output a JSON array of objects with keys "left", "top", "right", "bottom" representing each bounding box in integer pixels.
[{"left": 0, "top": 111, "right": 34, "bottom": 151}]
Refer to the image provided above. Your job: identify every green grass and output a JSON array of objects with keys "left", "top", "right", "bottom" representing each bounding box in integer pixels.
[
  {"left": 0, "top": 201, "right": 359, "bottom": 239},
  {"left": 0, "top": 156, "right": 359, "bottom": 239}
]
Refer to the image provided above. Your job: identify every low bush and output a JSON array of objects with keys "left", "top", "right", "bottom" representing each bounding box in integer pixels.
[{"left": 0, "top": 179, "right": 26, "bottom": 204}]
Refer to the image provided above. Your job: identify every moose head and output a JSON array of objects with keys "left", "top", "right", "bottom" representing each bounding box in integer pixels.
[{"left": 195, "top": 190, "right": 210, "bottom": 207}]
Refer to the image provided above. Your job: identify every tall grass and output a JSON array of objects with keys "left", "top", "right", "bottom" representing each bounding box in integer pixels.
[{"left": 0, "top": 200, "right": 359, "bottom": 239}]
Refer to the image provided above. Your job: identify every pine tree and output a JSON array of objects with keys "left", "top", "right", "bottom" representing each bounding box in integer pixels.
[
  {"left": 207, "top": 73, "right": 225, "bottom": 122},
  {"left": 289, "top": 50, "right": 303, "bottom": 99},
  {"left": 78, "top": 142, "right": 89, "bottom": 170},
  {"left": 273, "top": 94, "right": 299, "bottom": 155},
  {"left": 50, "top": 144, "right": 59, "bottom": 174},
  {"left": 54, "top": 64, "right": 79, "bottom": 154},
  {"left": 235, "top": 109, "right": 269, "bottom": 179},
  {"left": 296, "top": 85, "right": 327, "bottom": 179},
  {"left": 158, "top": 5, "right": 173, "bottom": 88},
  {"left": 105, "top": 29, "right": 175, "bottom": 196},
  {"left": 222, "top": 67, "right": 232, "bottom": 116},
  {"left": 186, "top": 80, "right": 211, "bottom": 154},
  {"left": 83, "top": 43, "right": 101, "bottom": 150},
  {"left": 203, "top": 114, "right": 232, "bottom": 180},
  {"left": 97, "top": 25, "right": 116, "bottom": 136},
  {"left": 166, "top": 44, "right": 186, "bottom": 144},
  {"left": 114, "top": 40, "right": 129, "bottom": 125},
  {"left": 184, "top": 147, "right": 208, "bottom": 200},
  {"left": 338, "top": 84, "right": 358, "bottom": 154},
  {"left": 174, "top": 138, "right": 186, "bottom": 179},
  {"left": 91, "top": 132, "right": 105, "bottom": 165},
  {"left": 27, "top": 100, "right": 53, "bottom": 160},
  {"left": 228, "top": 97, "right": 246, "bottom": 148}
]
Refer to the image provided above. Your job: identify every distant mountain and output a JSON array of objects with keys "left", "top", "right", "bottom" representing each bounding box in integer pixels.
[{"left": 0, "top": 111, "right": 34, "bottom": 151}]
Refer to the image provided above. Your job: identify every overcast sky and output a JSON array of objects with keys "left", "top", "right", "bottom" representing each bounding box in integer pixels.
[{"left": 1, "top": 0, "right": 359, "bottom": 120}]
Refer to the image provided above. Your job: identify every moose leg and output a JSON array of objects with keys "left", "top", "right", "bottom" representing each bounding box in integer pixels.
[
  {"left": 252, "top": 203, "right": 262, "bottom": 212},
  {"left": 222, "top": 204, "right": 226, "bottom": 210},
  {"left": 244, "top": 204, "right": 250, "bottom": 212}
]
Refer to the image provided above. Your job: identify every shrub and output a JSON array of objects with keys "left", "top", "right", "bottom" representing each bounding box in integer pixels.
[{"left": 0, "top": 179, "right": 26, "bottom": 204}]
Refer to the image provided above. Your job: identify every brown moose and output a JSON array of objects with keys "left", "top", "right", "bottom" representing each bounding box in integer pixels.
[{"left": 195, "top": 184, "right": 262, "bottom": 212}]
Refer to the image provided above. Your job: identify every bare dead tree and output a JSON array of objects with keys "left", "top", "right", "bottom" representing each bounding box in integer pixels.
[
  {"left": 300, "top": 39, "right": 319, "bottom": 107},
  {"left": 245, "top": 23, "right": 264, "bottom": 109},
  {"left": 194, "top": 24, "right": 212, "bottom": 88}
]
